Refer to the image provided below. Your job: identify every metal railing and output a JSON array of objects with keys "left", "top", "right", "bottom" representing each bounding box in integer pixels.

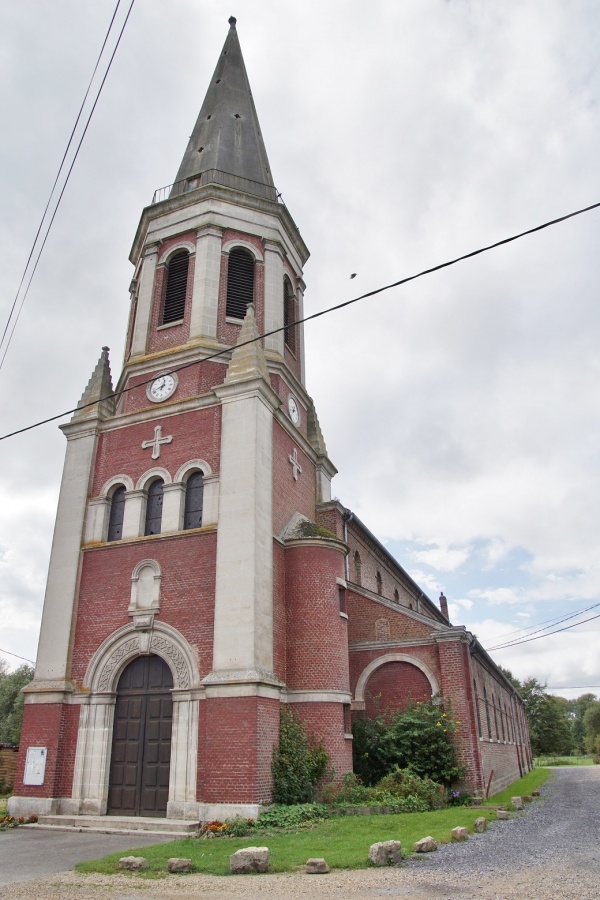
[{"left": 152, "top": 169, "right": 279, "bottom": 204}]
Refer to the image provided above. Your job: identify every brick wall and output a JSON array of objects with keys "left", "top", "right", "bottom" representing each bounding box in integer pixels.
[
  {"left": 13, "top": 703, "right": 79, "bottom": 798},
  {"left": 360, "top": 660, "right": 432, "bottom": 718},
  {"left": 289, "top": 701, "right": 353, "bottom": 783}
]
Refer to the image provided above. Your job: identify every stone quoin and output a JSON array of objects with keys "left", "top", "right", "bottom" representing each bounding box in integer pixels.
[{"left": 9, "top": 17, "right": 531, "bottom": 822}]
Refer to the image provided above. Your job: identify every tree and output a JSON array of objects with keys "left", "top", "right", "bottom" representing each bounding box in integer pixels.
[
  {"left": 520, "top": 678, "right": 574, "bottom": 756},
  {"left": 567, "top": 693, "right": 598, "bottom": 753},
  {"left": 0, "top": 664, "right": 34, "bottom": 745},
  {"left": 583, "top": 701, "right": 600, "bottom": 755}
]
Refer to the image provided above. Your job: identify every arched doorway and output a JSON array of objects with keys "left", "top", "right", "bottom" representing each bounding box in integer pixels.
[{"left": 107, "top": 655, "right": 173, "bottom": 817}]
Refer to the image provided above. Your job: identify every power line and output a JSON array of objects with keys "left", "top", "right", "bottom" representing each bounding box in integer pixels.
[
  {"left": 2, "top": 196, "right": 600, "bottom": 443},
  {"left": 0, "top": 648, "right": 35, "bottom": 665},
  {"left": 0, "top": 0, "right": 136, "bottom": 372},
  {"left": 486, "top": 601, "right": 600, "bottom": 642},
  {"left": 487, "top": 612, "right": 600, "bottom": 651},
  {"left": 486, "top": 602, "right": 600, "bottom": 650}
]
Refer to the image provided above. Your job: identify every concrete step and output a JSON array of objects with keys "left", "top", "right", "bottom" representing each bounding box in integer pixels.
[{"left": 36, "top": 814, "right": 198, "bottom": 836}]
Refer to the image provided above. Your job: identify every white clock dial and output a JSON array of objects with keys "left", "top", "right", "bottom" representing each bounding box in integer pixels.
[
  {"left": 147, "top": 373, "right": 177, "bottom": 402},
  {"left": 287, "top": 395, "right": 300, "bottom": 425}
]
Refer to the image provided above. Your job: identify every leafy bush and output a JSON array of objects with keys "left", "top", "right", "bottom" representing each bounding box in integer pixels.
[
  {"left": 352, "top": 701, "right": 465, "bottom": 787},
  {"left": 321, "top": 769, "right": 445, "bottom": 812},
  {"left": 256, "top": 803, "right": 329, "bottom": 828},
  {"left": 271, "top": 709, "right": 329, "bottom": 804}
]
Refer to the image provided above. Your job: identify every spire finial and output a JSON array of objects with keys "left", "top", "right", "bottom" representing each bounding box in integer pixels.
[{"left": 228, "top": 16, "right": 237, "bottom": 27}]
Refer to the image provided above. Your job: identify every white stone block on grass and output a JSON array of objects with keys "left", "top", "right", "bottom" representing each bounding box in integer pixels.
[
  {"left": 368, "top": 840, "right": 402, "bottom": 866},
  {"left": 167, "top": 857, "right": 192, "bottom": 873},
  {"left": 413, "top": 836, "right": 438, "bottom": 853},
  {"left": 119, "top": 856, "right": 148, "bottom": 871},
  {"left": 511, "top": 796, "right": 524, "bottom": 810},
  {"left": 451, "top": 826, "right": 469, "bottom": 841},
  {"left": 474, "top": 817, "right": 487, "bottom": 833},
  {"left": 305, "top": 857, "right": 330, "bottom": 874}
]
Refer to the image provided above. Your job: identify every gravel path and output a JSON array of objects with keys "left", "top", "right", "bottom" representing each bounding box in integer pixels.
[{"left": 1, "top": 766, "right": 599, "bottom": 899}]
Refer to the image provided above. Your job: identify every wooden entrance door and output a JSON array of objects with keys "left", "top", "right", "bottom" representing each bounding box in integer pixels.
[{"left": 107, "top": 655, "right": 173, "bottom": 817}]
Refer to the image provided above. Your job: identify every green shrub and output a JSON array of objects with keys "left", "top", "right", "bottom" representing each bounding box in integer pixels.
[
  {"left": 256, "top": 803, "right": 329, "bottom": 828},
  {"left": 352, "top": 701, "right": 465, "bottom": 787},
  {"left": 321, "top": 768, "right": 446, "bottom": 812},
  {"left": 271, "top": 709, "right": 330, "bottom": 804}
]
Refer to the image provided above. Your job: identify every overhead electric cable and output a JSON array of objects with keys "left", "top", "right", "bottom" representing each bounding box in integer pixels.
[
  {"left": 2, "top": 196, "right": 600, "bottom": 442},
  {"left": 487, "top": 613, "right": 600, "bottom": 651},
  {"left": 0, "top": 0, "right": 136, "bottom": 373},
  {"left": 486, "top": 601, "right": 600, "bottom": 642},
  {"left": 0, "top": 647, "right": 35, "bottom": 665},
  {"left": 485, "top": 602, "right": 600, "bottom": 650}
]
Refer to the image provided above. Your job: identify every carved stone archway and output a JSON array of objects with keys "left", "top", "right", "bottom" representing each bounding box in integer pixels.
[{"left": 353, "top": 652, "right": 440, "bottom": 710}]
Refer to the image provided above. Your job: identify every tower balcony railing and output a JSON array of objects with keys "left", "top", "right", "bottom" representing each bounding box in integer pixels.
[{"left": 152, "top": 169, "right": 280, "bottom": 205}]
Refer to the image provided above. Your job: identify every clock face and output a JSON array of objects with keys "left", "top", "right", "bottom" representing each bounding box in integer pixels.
[
  {"left": 147, "top": 373, "right": 177, "bottom": 402},
  {"left": 287, "top": 395, "right": 300, "bottom": 425}
]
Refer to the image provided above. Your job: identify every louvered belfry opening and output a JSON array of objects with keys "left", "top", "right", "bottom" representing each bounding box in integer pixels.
[
  {"left": 162, "top": 250, "right": 189, "bottom": 324},
  {"left": 144, "top": 479, "right": 164, "bottom": 536},
  {"left": 283, "top": 277, "right": 296, "bottom": 352},
  {"left": 226, "top": 247, "right": 255, "bottom": 319},
  {"left": 183, "top": 470, "right": 204, "bottom": 530},
  {"left": 107, "top": 485, "right": 126, "bottom": 542}
]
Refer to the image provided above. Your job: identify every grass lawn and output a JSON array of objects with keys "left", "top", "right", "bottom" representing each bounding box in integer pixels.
[
  {"left": 488, "top": 767, "right": 551, "bottom": 807},
  {"left": 76, "top": 807, "right": 496, "bottom": 877},
  {"left": 534, "top": 755, "right": 595, "bottom": 766}
]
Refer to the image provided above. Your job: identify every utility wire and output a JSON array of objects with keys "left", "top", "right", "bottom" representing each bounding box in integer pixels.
[
  {"left": 0, "top": 648, "right": 35, "bottom": 665},
  {"left": 487, "top": 612, "right": 600, "bottom": 651},
  {"left": 486, "top": 601, "right": 600, "bottom": 642},
  {"left": 486, "top": 602, "right": 600, "bottom": 650},
  {"left": 0, "top": 0, "right": 136, "bottom": 372},
  {"left": 2, "top": 196, "right": 600, "bottom": 442}
]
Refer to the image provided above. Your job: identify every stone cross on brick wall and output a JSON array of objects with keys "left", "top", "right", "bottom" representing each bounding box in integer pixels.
[
  {"left": 288, "top": 447, "right": 302, "bottom": 481},
  {"left": 142, "top": 425, "right": 173, "bottom": 460}
]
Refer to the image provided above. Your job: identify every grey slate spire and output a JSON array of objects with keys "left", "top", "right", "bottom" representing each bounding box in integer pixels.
[{"left": 172, "top": 17, "right": 275, "bottom": 198}]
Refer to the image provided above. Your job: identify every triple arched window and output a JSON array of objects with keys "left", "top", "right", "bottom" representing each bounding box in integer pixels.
[
  {"left": 226, "top": 247, "right": 255, "bottom": 319},
  {"left": 162, "top": 250, "right": 190, "bottom": 324}
]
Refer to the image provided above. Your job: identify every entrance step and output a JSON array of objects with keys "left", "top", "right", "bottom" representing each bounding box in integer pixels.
[{"left": 36, "top": 814, "right": 198, "bottom": 837}]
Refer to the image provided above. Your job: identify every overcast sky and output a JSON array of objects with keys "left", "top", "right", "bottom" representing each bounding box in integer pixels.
[{"left": 1, "top": 0, "right": 599, "bottom": 699}]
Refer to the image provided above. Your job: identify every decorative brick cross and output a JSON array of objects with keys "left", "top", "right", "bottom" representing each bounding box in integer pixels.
[
  {"left": 142, "top": 424, "right": 173, "bottom": 460},
  {"left": 288, "top": 447, "right": 302, "bottom": 481}
]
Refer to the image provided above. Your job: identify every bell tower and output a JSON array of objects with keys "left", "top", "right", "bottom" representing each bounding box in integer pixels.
[{"left": 11, "top": 17, "right": 349, "bottom": 822}]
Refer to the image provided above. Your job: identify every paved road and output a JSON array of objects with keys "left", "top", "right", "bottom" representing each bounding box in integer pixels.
[
  {"left": 0, "top": 767, "right": 599, "bottom": 898},
  {"left": 0, "top": 828, "right": 173, "bottom": 887}
]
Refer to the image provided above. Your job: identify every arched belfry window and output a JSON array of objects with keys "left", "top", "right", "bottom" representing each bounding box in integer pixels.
[
  {"left": 162, "top": 250, "right": 189, "bottom": 324},
  {"left": 183, "top": 470, "right": 204, "bottom": 530},
  {"left": 283, "top": 277, "right": 296, "bottom": 353},
  {"left": 107, "top": 485, "right": 126, "bottom": 542},
  {"left": 144, "top": 479, "right": 164, "bottom": 536},
  {"left": 226, "top": 247, "right": 255, "bottom": 319}
]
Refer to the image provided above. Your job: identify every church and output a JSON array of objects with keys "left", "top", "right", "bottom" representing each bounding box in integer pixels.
[{"left": 10, "top": 18, "right": 531, "bottom": 824}]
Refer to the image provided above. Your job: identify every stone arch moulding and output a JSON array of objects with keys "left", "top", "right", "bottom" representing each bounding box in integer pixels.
[
  {"left": 85, "top": 621, "right": 200, "bottom": 693},
  {"left": 221, "top": 238, "right": 264, "bottom": 262},
  {"left": 71, "top": 622, "right": 201, "bottom": 819},
  {"left": 100, "top": 474, "right": 135, "bottom": 497},
  {"left": 354, "top": 653, "right": 440, "bottom": 706},
  {"left": 157, "top": 241, "right": 196, "bottom": 265},
  {"left": 136, "top": 466, "right": 172, "bottom": 491},
  {"left": 174, "top": 458, "right": 213, "bottom": 482}
]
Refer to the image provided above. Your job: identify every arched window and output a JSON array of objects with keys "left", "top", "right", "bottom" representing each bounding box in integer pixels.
[
  {"left": 354, "top": 551, "right": 362, "bottom": 585},
  {"left": 283, "top": 277, "right": 296, "bottom": 352},
  {"left": 226, "top": 247, "right": 255, "bottom": 319},
  {"left": 183, "top": 470, "right": 204, "bottom": 530},
  {"left": 144, "top": 479, "right": 164, "bottom": 536},
  {"left": 162, "top": 250, "right": 189, "bottom": 324},
  {"left": 474, "top": 679, "right": 482, "bottom": 737},
  {"left": 376, "top": 571, "right": 383, "bottom": 596},
  {"left": 393, "top": 588, "right": 399, "bottom": 603},
  {"left": 107, "top": 485, "right": 126, "bottom": 542}
]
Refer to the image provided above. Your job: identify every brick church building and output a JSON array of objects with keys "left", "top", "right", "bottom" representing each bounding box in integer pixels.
[{"left": 10, "top": 18, "right": 530, "bottom": 823}]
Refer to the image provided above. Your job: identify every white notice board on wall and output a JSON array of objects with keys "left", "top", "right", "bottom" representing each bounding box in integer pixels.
[{"left": 23, "top": 746, "right": 47, "bottom": 785}]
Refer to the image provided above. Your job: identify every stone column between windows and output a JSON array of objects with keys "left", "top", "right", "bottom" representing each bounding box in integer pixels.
[
  {"left": 130, "top": 243, "right": 159, "bottom": 357},
  {"left": 263, "top": 241, "right": 285, "bottom": 356},
  {"left": 189, "top": 225, "right": 222, "bottom": 340},
  {"left": 35, "top": 424, "right": 98, "bottom": 683},
  {"left": 212, "top": 383, "right": 275, "bottom": 674},
  {"left": 162, "top": 483, "right": 183, "bottom": 532},
  {"left": 122, "top": 489, "right": 145, "bottom": 539}
]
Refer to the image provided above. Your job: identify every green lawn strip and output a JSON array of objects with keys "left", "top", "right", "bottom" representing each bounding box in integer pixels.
[
  {"left": 488, "top": 767, "right": 551, "bottom": 807},
  {"left": 75, "top": 808, "right": 495, "bottom": 877},
  {"left": 534, "top": 755, "right": 594, "bottom": 766}
]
